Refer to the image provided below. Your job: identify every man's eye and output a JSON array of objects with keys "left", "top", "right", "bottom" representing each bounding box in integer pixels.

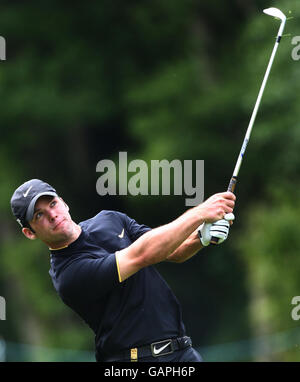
[
  {"left": 36, "top": 212, "right": 43, "bottom": 220},
  {"left": 50, "top": 201, "right": 56, "bottom": 207}
]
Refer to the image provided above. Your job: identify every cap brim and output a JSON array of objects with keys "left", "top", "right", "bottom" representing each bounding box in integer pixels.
[{"left": 25, "top": 192, "right": 58, "bottom": 223}]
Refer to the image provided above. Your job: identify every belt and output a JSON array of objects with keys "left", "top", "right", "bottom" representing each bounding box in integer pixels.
[{"left": 101, "top": 336, "right": 192, "bottom": 362}]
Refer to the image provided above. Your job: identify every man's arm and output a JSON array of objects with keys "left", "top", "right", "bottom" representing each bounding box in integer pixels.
[
  {"left": 165, "top": 229, "right": 203, "bottom": 263},
  {"left": 116, "top": 191, "right": 235, "bottom": 282},
  {"left": 166, "top": 216, "right": 235, "bottom": 263}
]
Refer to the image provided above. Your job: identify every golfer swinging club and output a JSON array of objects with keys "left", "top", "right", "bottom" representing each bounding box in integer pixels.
[{"left": 10, "top": 179, "right": 235, "bottom": 362}]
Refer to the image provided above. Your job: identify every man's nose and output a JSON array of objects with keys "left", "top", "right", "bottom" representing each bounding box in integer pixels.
[{"left": 48, "top": 209, "right": 58, "bottom": 221}]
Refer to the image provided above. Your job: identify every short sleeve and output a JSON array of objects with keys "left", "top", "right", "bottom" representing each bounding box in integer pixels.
[
  {"left": 59, "top": 253, "right": 119, "bottom": 303},
  {"left": 122, "top": 214, "right": 151, "bottom": 242}
]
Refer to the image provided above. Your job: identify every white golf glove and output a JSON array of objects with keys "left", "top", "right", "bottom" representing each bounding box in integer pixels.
[{"left": 198, "top": 213, "right": 235, "bottom": 246}]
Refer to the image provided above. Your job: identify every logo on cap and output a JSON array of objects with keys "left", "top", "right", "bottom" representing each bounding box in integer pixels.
[
  {"left": 23, "top": 186, "right": 32, "bottom": 198},
  {"left": 16, "top": 219, "right": 23, "bottom": 228},
  {"left": 10, "top": 179, "right": 58, "bottom": 228}
]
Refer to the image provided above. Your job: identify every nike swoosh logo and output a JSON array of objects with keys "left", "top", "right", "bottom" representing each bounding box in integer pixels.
[
  {"left": 118, "top": 229, "right": 124, "bottom": 239},
  {"left": 153, "top": 341, "right": 171, "bottom": 355},
  {"left": 23, "top": 186, "right": 32, "bottom": 198}
]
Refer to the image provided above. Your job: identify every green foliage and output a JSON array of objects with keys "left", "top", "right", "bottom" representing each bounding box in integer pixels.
[
  {"left": 0, "top": 235, "right": 93, "bottom": 351},
  {"left": 235, "top": 185, "right": 300, "bottom": 360},
  {"left": 1, "top": 0, "right": 300, "bottom": 361}
]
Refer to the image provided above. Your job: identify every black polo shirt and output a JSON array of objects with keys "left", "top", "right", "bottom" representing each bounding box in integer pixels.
[{"left": 49, "top": 210, "right": 186, "bottom": 360}]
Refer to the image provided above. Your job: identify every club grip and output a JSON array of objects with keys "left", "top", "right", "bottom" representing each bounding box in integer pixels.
[
  {"left": 210, "top": 236, "right": 220, "bottom": 245},
  {"left": 227, "top": 176, "right": 237, "bottom": 193},
  {"left": 210, "top": 176, "right": 237, "bottom": 244}
]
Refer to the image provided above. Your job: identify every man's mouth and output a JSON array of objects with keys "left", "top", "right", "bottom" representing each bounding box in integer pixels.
[{"left": 53, "top": 219, "right": 65, "bottom": 230}]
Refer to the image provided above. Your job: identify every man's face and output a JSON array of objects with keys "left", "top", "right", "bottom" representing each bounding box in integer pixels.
[{"left": 28, "top": 195, "right": 74, "bottom": 246}]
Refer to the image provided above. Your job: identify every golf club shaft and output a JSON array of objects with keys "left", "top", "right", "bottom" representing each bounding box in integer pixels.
[
  {"left": 228, "top": 19, "right": 286, "bottom": 193},
  {"left": 210, "top": 14, "right": 286, "bottom": 244}
]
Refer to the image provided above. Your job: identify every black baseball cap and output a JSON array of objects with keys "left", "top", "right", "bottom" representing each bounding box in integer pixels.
[{"left": 10, "top": 179, "right": 58, "bottom": 228}]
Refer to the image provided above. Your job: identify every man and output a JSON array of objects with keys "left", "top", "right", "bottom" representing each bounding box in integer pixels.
[{"left": 10, "top": 179, "right": 235, "bottom": 362}]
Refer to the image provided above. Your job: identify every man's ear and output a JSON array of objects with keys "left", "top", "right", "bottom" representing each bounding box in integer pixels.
[{"left": 22, "top": 227, "right": 37, "bottom": 240}]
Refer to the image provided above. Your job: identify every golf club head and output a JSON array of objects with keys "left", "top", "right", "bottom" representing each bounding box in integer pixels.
[{"left": 263, "top": 7, "right": 286, "bottom": 22}]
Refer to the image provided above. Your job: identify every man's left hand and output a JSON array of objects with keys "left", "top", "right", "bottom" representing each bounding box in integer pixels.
[{"left": 198, "top": 213, "right": 235, "bottom": 246}]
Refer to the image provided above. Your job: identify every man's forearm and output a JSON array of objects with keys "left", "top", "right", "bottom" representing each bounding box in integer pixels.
[
  {"left": 129, "top": 191, "right": 235, "bottom": 267},
  {"left": 116, "top": 191, "right": 235, "bottom": 282},
  {"left": 166, "top": 230, "right": 204, "bottom": 263},
  {"left": 131, "top": 207, "right": 203, "bottom": 267}
]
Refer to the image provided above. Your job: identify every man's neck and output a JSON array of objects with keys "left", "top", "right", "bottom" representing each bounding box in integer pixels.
[{"left": 48, "top": 223, "right": 82, "bottom": 250}]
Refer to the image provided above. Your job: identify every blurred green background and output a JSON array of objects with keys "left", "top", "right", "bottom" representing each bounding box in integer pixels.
[{"left": 1, "top": 0, "right": 300, "bottom": 362}]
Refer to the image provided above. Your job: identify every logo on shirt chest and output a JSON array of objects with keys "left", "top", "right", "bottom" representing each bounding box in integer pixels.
[{"left": 118, "top": 229, "right": 125, "bottom": 239}]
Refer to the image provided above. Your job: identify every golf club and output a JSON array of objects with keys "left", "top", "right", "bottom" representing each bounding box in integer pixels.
[{"left": 210, "top": 7, "right": 286, "bottom": 244}]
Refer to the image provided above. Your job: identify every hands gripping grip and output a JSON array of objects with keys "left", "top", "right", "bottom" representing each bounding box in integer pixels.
[{"left": 210, "top": 176, "right": 237, "bottom": 244}]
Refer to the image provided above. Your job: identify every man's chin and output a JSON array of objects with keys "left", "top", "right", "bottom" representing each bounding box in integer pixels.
[
  {"left": 39, "top": 222, "right": 78, "bottom": 248},
  {"left": 42, "top": 231, "right": 71, "bottom": 248}
]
